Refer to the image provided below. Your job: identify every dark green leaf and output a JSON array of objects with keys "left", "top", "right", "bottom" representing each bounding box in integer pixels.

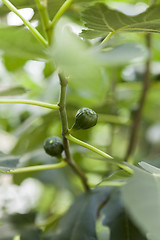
[
  {"left": 0, "top": 86, "right": 29, "bottom": 96},
  {"left": 122, "top": 164, "right": 160, "bottom": 240},
  {"left": 51, "top": 187, "right": 112, "bottom": 240},
  {"left": 81, "top": 3, "right": 160, "bottom": 39},
  {"left": 0, "top": 212, "right": 41, "bottom": 240}
]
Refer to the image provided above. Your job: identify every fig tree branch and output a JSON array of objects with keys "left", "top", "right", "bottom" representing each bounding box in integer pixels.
[{"left": 124, "top": 33, "right": 152, "bottom": 162}]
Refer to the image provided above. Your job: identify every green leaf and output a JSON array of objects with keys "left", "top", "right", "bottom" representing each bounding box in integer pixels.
[
  {"left": 52, "top": 20, "right": 106, "bottom": 104},
  {"left": 122, "top": 164, "right": 160, "bottom": 240},
  {"left": 0, "top": 26, "right": 46, "bottom": 60},
  {"left": 43, "top": 61, "right": 55, "bottom": 78},
  {"left": 81, "top": 3, "right": 160, "bottom": 39},
  {"left": 51, "top": 187, "right": 112, "bottom": 240},
  {"left": 103, "top": 190, "right": 147, "bottom": 240},
  {"left": 2, "top": 55, "right": 26, "bottom": 71},
  {"left": 0, "top": 86, "right": 29, "bottom": 96}
]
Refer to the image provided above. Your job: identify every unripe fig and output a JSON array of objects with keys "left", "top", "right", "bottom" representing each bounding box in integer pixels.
[
  {"left": 72, "top": 108, "right": 98, "bottom": 130},
  {"left": 43, "top": 137, "right": 64, "bottom": 157}
]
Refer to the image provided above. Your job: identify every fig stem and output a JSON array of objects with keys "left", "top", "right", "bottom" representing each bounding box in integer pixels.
[
  {"left": 0, "top": 99, "right": 59, "bottom": 110},
  {"left": 0, "top": 161, "right": 67, "bottom": 174},
  {"left": 66, "top": 134, "right": 133, "bottom": 175}
]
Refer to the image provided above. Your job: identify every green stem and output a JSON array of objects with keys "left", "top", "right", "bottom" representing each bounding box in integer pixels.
[
  {"left": 2, "top": 0, "right": 48, "bottom": 46},
  {"left": 51, "top": 0, "right": 73, "bottom": 28},
  {"left": 67, "top": 134, "right": 113, "bottom": 160},
  {"left": 96, "top": 181, "right": 126, "bottom": 187},
  {"left": 101, "top": 32, "right": 114, "bottom": 44},
  {"left": 0, "top": 99, "right": 59, "bottom": 110},
  {"left": 66, "top": 134, "right": 133, "bottom": 175},
  {"left": 35, "top": 0, "right": 52, "bottom": 44},
  {"left": 58, "top": 74, "right": 90, "bottom": 191},
  {"left": 0, "top": 161, "right": 67, "bottom": 174}
]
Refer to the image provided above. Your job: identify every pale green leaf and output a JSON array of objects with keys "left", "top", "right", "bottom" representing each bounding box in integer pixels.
[
  {"left": 81, "top": 3, "right": 160, "bottom": 39},
  {"left": 0, "top": 86, "right": 29, "bottom": 96},
  {"left": 52, "top": 20, "right": 106, "bottom": 103},
  {"left": 0, "top": 26, "right": 47, "bottom": 60},
  {"left": 139, "top": 161, "right": 160, "bottom": 175},
  {"left": 122, "top": 164, "right": 160, "bottom": 240},
  {"left": 96, "top": 43, "right": 148, "bottom": 66}
]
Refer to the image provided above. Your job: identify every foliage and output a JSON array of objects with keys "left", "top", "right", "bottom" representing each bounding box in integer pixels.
[{"left": 0, "top": 0, "right": 160, "bottom": 240}]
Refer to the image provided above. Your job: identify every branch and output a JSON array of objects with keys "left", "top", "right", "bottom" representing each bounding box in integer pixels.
[
  {"left": 58, "top": 73, "right": 90, "bottom": 191},
  {"left": 124, "top": 33, "right": 152, "bottom": 162},
  {"left": 2, "top": 0, "right": 48, "bottom": 46},
  {"left": 0, "top": 99, "right": 59, "bottom": 110}
]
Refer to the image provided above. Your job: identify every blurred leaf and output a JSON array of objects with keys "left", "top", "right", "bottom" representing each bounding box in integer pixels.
[
  {"left": 81, "top": 3, "right": 160, "bottom": 39},
  {"left": 0, "top": 26, "right": 47, "bottom": 60},
  {"left": 122, "top": 164, "right": 160, "bottom": 240},
  {"left": 96, "top": 43, "right": 147, "bottom": 66},
  {"left": 51, "top": 187, "right": 112, "bottom": 240},
  {"left": 0, "top": 86, "right": 29, "bottom": 96},
  {"left": 103, "top": 190, "right": 147, "bottom": 240},
  {"left": 12, "top": 112, "right": 59, "bottom": 155},
  {"left": 139, "top": 161, "right": 160, "bottom": 174},
  {"left": 52, "top": 20, "right": 106, "bottom": 104},
  {"left": 2, "top": 55, "right": 26, "bottom": 71},
  {"left": 0, "top": 152, "right": 19, "bottom": 171},
  {"left": 0, "top": 212, "right": 41, "bottom": 240},
  {"left": 100, "top": 169, "right": 132, "bottom": 183},
  {"left": 43, "top": 61, "right": 55, "bottom": 78}
]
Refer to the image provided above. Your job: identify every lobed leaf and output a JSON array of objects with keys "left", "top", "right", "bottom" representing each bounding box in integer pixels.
[{"left": 81, "top": 3, "right": 160, "bottom": 39}]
